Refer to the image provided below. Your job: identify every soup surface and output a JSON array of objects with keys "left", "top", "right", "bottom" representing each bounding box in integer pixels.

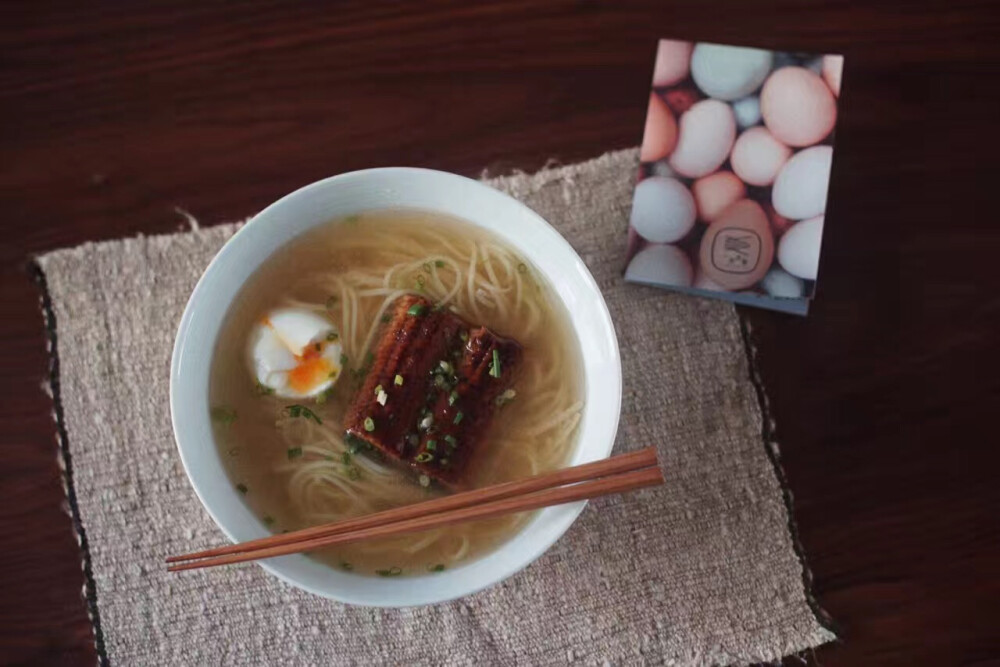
[{"left": 210, "top": 210, "right": 584, "bottom": 575}]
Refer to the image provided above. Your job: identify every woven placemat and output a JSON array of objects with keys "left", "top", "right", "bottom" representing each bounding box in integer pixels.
[{"left": 35, "top": 148, "right": 834, "bottom": 666}]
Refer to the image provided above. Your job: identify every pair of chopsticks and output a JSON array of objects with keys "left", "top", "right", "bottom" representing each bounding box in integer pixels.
[{"left": 167, "top": 446, "right": 662, "bottom": 572}]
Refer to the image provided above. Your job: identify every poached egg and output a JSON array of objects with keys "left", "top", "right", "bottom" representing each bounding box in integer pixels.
[{"left": 248, "top": 308, "right": 343, "bottom": 398}]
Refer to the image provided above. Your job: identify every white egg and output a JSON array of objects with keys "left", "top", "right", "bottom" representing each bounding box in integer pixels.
[
  {"left": 771, "top": 146, "right": 833, "bottom": 220},
  {"left": 249, "top": 307, "right": 344, "bottom": 398},
  {"left": 690, "top": 43, "right": 774, "bottom": 101},
  {"left": 732, "top": 95, "right": 761, "bottom": 129},
  {"left": 629, "top": 177, "right": 697, "bottom": 243},
  {"left": 668, "top": 100, "right": 737, "bottom": 178},
  {"left": 777, "top": 216, "right": 824, "bottom": 280},
  {"left": 625, "top": 244, "right": 693, "bottom": 287},
  {"left": 761, "top": 268, "right": 805, "bottom": 298}
]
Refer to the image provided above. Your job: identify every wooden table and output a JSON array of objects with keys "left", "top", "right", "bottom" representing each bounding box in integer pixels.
[{"left": 2, "top": 1, "right": 997, "bottom": 664}]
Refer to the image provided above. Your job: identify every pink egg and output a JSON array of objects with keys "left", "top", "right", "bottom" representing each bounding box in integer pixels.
[
  {"left": 668, "top": 100, "right": 736, "bottom": 178},
  {"left": 763, "top": 203, "right": 795, "bottom": 238},
  {"left": 692, "top": 171, "right": 746, "bottom": 223},
  {"left": 698, "top": 199, "right": 774, "bottom": 290},
  {"left": 730, "top": 127, "right": 792, "bottom": 186},
  {"left": 822, "top": 55, "right": 844, "bottom": 97},
  {"left": 760, "top": 67, "right": 837, "bottom": 147},
  {"left": 640, "top": 93, "right": 678, "bottom": 162},
  {"left": 652, "top": 40, "right": 693, "bottom": 87}
]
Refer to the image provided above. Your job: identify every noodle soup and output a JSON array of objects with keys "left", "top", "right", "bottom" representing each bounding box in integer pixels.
[{"left": 209, "top": 210, "right": 584, "bottom": 575}]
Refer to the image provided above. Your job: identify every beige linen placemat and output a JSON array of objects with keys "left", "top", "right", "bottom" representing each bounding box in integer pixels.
[{"left": 35, "top": 148, "right": 835, "bottom": 666}]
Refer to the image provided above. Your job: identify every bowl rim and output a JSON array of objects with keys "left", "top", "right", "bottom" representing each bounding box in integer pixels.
[{"left": 169, "top": 167, "right": 622, "bottom": 606}]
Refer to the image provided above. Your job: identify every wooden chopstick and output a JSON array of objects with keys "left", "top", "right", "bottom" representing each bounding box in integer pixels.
[
  {"left": 168, "top": 464, "right": 662, "bottom": 572},
  {"left": 167, "top": 446, "right": 657, "bottom": 565}
]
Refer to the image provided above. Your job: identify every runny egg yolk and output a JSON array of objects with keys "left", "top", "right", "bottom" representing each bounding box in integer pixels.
[{"left": 288, "top": 345, "right": 334, "bottom": 394}]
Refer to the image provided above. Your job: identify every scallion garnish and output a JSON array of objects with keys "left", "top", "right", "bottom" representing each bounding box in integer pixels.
[
  {"left": 263, "top": 515, "right": 275, "bottom": 526},
  {"left": 394, "top": 374, "right": 404, "bottom": 386},
  {"left": 340, "top": 561, "right": 354, "bottom": 571},
  {"left": 236, "top": 483, "right": 248, "bottom": 495},
  {"left": 406, "top": 303, "right": 427, "bottom": 316},
  {"left": 254, "top": 382, "right": 275, "bottom": 396},
  {"left": 418, "top": 474, "right": 431, "bottom": 487},
  {"left": 495, "top": 388, "right": 517, "bottom": 407},
  {"left": 489, "top": 349, "right": 501, "bottom": 378},
  {"left": 341, "top": 451, "right": 351, "bottom": 465},
  {"left": 419, "top": 414, "right": 433, "bottom": 431},
  {"left": 416, "top": 275, "right": 426, "bottom": 289},
  {"left": 425, "top": 440, "right": 437, "bottom": 451},
  {"left": 374, "top": 384, "right": 383, "bottom": 396},
  {"left": 287, "top": 447, "right": 303, "bottom": 460},
  {"left": 439, "top": 360, "right": 452, "bottom": 374},
  {"left": 435, "top": 260, "right": 445, "bottom": 268},
  {"left": 448, "top": 390, "right": 459, "bottom": 406},
  {"left": 453, "top": 411, "right": 464, "bottom": 425},
  {"left": 340, "top": 352, "right": 349, "bottom": 366},
  {"left": 414, "top": 452, "right": 434, "bottom": 463},
  {"left": 517, "top": 262, "right": 528, "bottom": 274},
  {"left": 286, "top": 404, "right": 322, "bottom": 424},
  {"left": 444, "top": 434, "right": 457, "bottom": 448},
  {"left": 440, "top": 458, "right": 450, "bottom": 466},
  {"left": 376, "top": 567, "right": 402, "bottom": 577},
  {"left": 422, "top": 261, "right": 432, "bottom": 273},
  {"left": 459, "top": 330, "right": 469, "bottom": 343},
  {"left": 363, "top": 416, "right": 375, "bottom": 432},
  {"left": 210, "top": 406, "right": 237, "bottom": 425},
  {"left": 326, "top": 331, "right": 339, "bottom": 341},
  {"left": 376, "top": 388, "right": 388, "bottom": 406},
  {"left": 429, "top": 564, "right": 446, "bottom": 572},
  {"left": 381, "top": 313, "right": 392, "bottom": 323}
]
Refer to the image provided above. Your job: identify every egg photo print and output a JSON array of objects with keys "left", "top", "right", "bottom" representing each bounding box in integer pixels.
[{"left": 624, "top": 38, "right": 844, "bottom": 315}]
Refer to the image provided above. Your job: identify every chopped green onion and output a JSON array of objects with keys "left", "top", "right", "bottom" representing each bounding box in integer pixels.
[
  {"left": 254, "top": 382, "right": 275, "bottom": 396},
  {"left": 363, "top": 417, "right": 375, "bottom": 432},
  {"left": 286, "top": 404, "right": 322, "bottom": 424},
  {"left": 394, "top": 374, "right": 404, "bottom": 386},
  {"left": 287, "top": 447, "right": 303, "bottom": 460},
  {"left": 340, "top": 561, "right": 354, "bottom": 571},
  {"left": 407, "top": 433, "right": 419, "bottom": 446},
  {"left": 422, "top": 262, "right": 432, "bottom": 273},
  {"left": 425, "top": 440, "right": 437, "bottom": 451},
  {"left": 440, "top": 458, "right": 450, "bottom": 466},
  {"left": 489, "top": 349, "right": 501, "bottom": 378},
  {"left": 416, "top": 275, "right": 426, "bottom": 289},
  {"left": 376, "top": 389, "right": 388, "bottom": 406},
  {"left": 374, "top": 384, "right": 383, "bottom": 396},
  {"left": 376, "top": 566, "right": 402, "bottom": 577},
  {"left": 341, "top": 452, "right": 351, "bottom": 465},
  {"left": 435, "top": 260, "right": 445, "bottom": 268},
  {"left": 414, "top": 452, "right": 434, "bottom": 463},
  {"left": 517, "top": 262, "right": 528, "bottom": 274},
  {"left": 439, "top": 360, "right": 452, "bottom": 374},
  {"left": 345, "top": 433, "right": 367, "bottom": 453},
  {"left": 407, "top": 303, "right": 427, "bottom": 316},
  {"left": 236, "top": 483, "right": 248, "bottom": 495},
  {"left": 448, "top": 390, "right": 459, "bottom": 406},
  {"left": 263, "top": 515, "right": 275, "bottom": 526},
  {"left": 340, "top": 353, "right": 349, "bottom": 366},
  {"left": 326, "top": 331, "right": 339, "bottom": 341},
  {"left": 418, "top": 474, "right": 430, "bottom": 487},
  {"left": 315, "top": 387, "right": 334, "bottom": 404},
  {"left": 363, "top": 351, "right": 374, "bottom": 369},
  {"left": 453, "top": 411, "right": 464, "bottom": 425},
  {"left": 433, "top": 374, "right": 447, "bottom": 388},
  {"left": 459, "top": 330, "right": 469, "bottom": 343},
  {"left": 429, "top": 564, "right": 446, "bottom": 572},
  {"left": 210, "top": 406, "right": 237, "bottom": 425},
  {"left": 381, "top": 313, "right": 392, "bottom": 323},
  {"left": 444, "top": 434, "right": 457, "bottom": 448}
]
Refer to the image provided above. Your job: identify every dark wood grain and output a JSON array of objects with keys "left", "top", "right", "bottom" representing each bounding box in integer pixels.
[{"left": 2, "top": 1, "right": 998, "bottom": 664}]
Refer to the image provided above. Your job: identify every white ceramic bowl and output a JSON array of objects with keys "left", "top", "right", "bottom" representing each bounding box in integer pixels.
[{"left": 170, "top": 168, "right": 621, "bottom": 606}]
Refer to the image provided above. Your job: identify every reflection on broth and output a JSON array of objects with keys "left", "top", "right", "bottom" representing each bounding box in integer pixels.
[{"left": 210, "top": 210, "right": 583, "bottom": 575}]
